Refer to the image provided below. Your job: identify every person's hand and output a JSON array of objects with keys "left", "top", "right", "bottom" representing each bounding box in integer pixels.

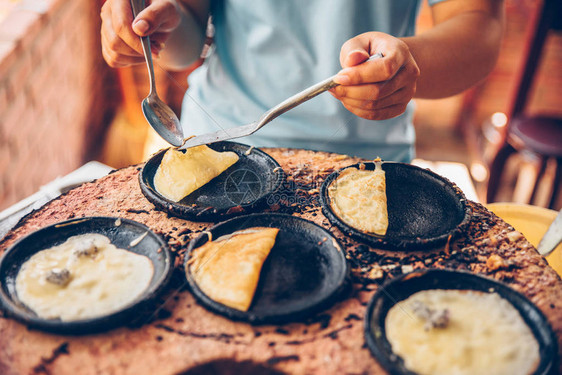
[
  {"left": 101, "top": 0, "right": 182, "bottom": 68},
  {"left": 330, "top": 32, "right": 420, "bottom": 121}
]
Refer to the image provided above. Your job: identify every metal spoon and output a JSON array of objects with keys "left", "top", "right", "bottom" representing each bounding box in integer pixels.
[{"left": 130, "top": 0, "right": 183, "bottom": 147}]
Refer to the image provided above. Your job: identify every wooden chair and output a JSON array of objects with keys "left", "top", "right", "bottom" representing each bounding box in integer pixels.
[{"left": 486, "top": 0, "right": 562, "bottom": 209}]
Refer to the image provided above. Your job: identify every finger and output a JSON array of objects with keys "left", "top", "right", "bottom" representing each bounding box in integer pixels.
[
  {"left": 332, "top": 73, "right": 403, "bottom": 101},
  {"left": 334, "top": 53, "right": 406, "bottom": 86},
  {"left": 102, "top": 31, "right": 162, "bottom": 63},
  {"left": 133, "top": 0, "right": 180, "bottom": 36},
  {"left": 101, "top": 42, "right": 145, "bottom": 68},
  {"left": 339, "top": 33, "right": 373, "bottom": 68},
  {"left": 341, "top": 102, "right": 410, "bottom": 121},
  {"left": 102, "top": 15, "right": 142, "bottom": 58},
  {"left": 109, "top": 0, "right": 144, "bottom": 54},
  {"left": 336, "top": 37, "right": 412, "bottom": 85},
  {"left": 332, "top": 62, "right": 419, "bottom": 100},
  {"left": 344, "top": 50, "right": 371, "bottom": 68},
  {"left": 331, "top": 80, "right": 400, "bottom": 102},
  {"left": 337, "top": 86, "right": 416, "bottom": 111}
]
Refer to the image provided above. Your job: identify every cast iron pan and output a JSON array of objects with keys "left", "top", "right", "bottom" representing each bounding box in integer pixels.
[
  {"left": 320, "top": 162, "right": 471, "bottom": 250},
  {"left": 0, "top": 217, "right": 173, "bottom": 334},
  {"left": 140, "top": 142, "right": 285, "bottom": 221},
  {"left": 364, "top": 269, "right": 558, "bottom": 375},
  {"left": 184, "top": 213, "right": 349, "bottom": 324}
]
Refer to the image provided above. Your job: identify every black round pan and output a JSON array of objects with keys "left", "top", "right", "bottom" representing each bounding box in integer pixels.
[
  {"left": 184, "top": 213, "right": 349, "bottom": 324},
  {"left": 140, "top": 142, "right": 285, "bottom": 221},
  {"left": 320, "top": 161, "right": 471, "bottom": 250},
  {"left": 364, "top": 269, "right": 558, "bottom": 375},
  {"left": 0, "top": 217, "right": 173, "bottom": 335}
]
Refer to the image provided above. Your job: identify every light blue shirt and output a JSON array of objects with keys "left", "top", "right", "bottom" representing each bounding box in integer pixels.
[{"left": 181, "top": 0, "right": 445, "bottom": 162}]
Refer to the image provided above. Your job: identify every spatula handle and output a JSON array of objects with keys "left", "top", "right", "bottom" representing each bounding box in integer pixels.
[{"left": 255, "top": 53, "right": 384, "bottom": 129}]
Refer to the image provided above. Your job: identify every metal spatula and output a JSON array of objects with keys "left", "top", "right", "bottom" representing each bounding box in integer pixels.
[
  {"left": 537, "top": 208, "right": 562, "bottom": 257},
  {"left": 179, "top": 53, "right": 383, "bottom": 150}
]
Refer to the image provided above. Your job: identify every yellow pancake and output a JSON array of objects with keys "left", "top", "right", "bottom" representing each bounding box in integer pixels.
[
  {"left": 188, "top": 227, "right": 279, "bottom": 311},
  {"left": 154, "top": 145, "right": 239, "bottom": 202},
  {"left": 328, "top": 162, "right": 388, "bottom": 235}
]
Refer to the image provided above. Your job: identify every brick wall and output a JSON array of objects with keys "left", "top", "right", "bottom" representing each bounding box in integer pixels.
[{"left": 0, "top": 0, "right": 119, "bottom": 210}]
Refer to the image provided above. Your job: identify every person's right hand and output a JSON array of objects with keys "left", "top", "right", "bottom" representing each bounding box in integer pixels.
[{"left": 101, "top": 0, "right": 182, "bottom": 68}]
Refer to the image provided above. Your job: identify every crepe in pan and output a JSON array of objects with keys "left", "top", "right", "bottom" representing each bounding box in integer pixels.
[
  {"left": 188, "top": 227, "right": 279, "bottom": 311},
  {"left": 154, "top": 145, "right": 239, "bottom": 202},
  {"left": 328, "top": 161, "right": 388, "bottom": 235}
]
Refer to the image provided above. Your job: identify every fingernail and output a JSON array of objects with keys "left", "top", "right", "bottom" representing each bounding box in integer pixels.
[
  {"left": 133, "top": 19, "right": 150, "bottom": 35},
  {"left": 350, "top": 49, "right": 368, "bottom": 57},
  {"left": 333, "top": 74, "right": 351, "bottom": 85}
]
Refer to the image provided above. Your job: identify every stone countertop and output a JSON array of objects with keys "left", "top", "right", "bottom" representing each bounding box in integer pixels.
[{"left": 0, "top": 148, "right": 560, "bottom": 375}]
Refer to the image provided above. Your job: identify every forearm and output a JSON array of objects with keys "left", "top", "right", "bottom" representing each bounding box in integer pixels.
[
  {"left": 402, "top": 9, "right": 503, "bottom": 99},
  {"left": 157, "top": 1, "right": 207, "bottom": 71}
]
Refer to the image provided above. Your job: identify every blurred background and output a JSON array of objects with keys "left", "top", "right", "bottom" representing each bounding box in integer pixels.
[{"left": 0, "top": 0, "right": 561, "bottom": 212}]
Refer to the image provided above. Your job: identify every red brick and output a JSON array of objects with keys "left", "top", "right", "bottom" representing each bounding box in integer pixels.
[
  {"left": 51, "top": 0, "right": 81, "bottom": 38},
  {"left": 18, "top": 0, "right": 49, "bottom": 15},
  {"left": 12, "top": 125, "right": 35, "bottom": 161},
  {"left": 0, "top": 0, "right": 114, "bottom": 204},
  {"left": 0, "top": 176, "right": 9, "bottom": 205},
  {"left": 0, "top": 10, "right": 43, "bottom": 49},
  {"left": 11, "top": 150, "right": 35, "bottom": 197},
  {"left": 3, "top": 192, "right": 17, "bottom": 210},
  {"left": 28, "top": 16, "right": 54, "bottom": 64},
  {"left": 0, "top": 40, "right": 17, "bottom": 78},
  {"left": 27, "top": 64, "right": 53, "bottom": 112},
  {"left": 0, "top": 138, "right": 10, "bottom": 175},
  {"left": 7, "top": 50, "right": 33, "bottom": 97},
  {"left": 32, "top": 114, "right": 57, "bottom": 152},
  {"left": 0, "top": 179, "right": 14, "bottom": 209},
  {"left": 0, "top": 82, "right": 8, "bottom": 113},
  {"left": 3, "top": 91, "right": 25, "bottom": 140},
  {"left": 13, "top": 102, "right": 36, "bottom": 140},
  {"left": 44, "top": 0, "right": 66, "bottom": 14}
]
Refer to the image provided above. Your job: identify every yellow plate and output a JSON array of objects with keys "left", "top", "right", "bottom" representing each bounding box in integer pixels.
[{"left": 487, "top": 203, "right": 562, "bottom": 276}]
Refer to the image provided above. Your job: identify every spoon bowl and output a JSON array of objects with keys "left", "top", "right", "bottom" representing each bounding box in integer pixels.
[{"left": 142, "top": 95, "right": 183, "bottom": 146}]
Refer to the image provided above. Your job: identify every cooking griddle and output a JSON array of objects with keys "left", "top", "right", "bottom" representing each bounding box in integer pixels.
[
  {"left": 139, "top": 142, "right": 284, "bottom": 221},
  {"left": 0, "top": 216, "right": 173, "bottom": 334},
  {"left": 320, "top": 162, "right": 471, "bottom": 250},
  {"left": 364, "top": 269, "right": 558, "bottom": 375},
  {"left": 184, "top": 213, "right": 349, "bottom": 324}
]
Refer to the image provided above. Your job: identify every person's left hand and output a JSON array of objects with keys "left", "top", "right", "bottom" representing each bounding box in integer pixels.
[{"left": 330, "top": 32, "right": 420, "bottom": 121}]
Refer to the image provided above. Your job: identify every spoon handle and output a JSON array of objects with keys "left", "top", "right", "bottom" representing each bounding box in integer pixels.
[
  {"left": 130, "top": 0, "right": 157, "bottom": 96},
  {"left": 255, "top": 53, "right": 383, "bottom": 129}
]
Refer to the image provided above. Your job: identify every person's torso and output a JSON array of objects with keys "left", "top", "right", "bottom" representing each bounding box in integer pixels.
[{"left": 182, "top": 0, "right": 423, "bottom": 161}]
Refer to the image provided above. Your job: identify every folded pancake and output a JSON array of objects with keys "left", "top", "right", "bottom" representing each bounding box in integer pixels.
[
  {"left": 328, "top": 160, "right": 388, "bottom": 235},
  {"left": 188, "top": 227, "right": 279, "bottom": 311},
  {"left": 154, "top": 145, "right": 239, "bottom": 202}
]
